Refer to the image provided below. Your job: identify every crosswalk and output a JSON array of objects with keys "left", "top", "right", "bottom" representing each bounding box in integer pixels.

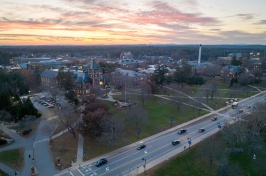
[{"left": 34, "top": 138, "right": 50, "bottom": 144}]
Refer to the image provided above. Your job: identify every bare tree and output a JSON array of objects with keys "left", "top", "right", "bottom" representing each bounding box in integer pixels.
[
  {"left": 221, "top": 121, "right": 248, "bottom": 149},
  {"left": 245, "top": 103, "right": 266, "bottom": 153},
  {"left": 204, "top": 88, "right": 210, "bottom": 104},
  {"left": 198, "top": 135, "right": 224, "bottom": 166},
  {"left": 98, "top": 116, "right": 124, "bottom": 145},
  {"left": 78, "top": 96, "right": 110, "bottom": 137},
  {"left": 58, "top": 109, "right": 77, "bottom": 137},
  {"left": 128, "top": 106, "right": 148, "bottom": 132},
  {"left": 139, "top": 81, "right": 151, "bottom": 106}
]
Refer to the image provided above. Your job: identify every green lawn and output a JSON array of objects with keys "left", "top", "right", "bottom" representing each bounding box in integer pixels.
[
  {"left": 0, "top": 148, "right": 24, "bottom": 170},
  {"left": 0, "top": 169, "right": 8, "bottom": 176},
  {"left": 150, "top": 145, "right": 216, "bottom": 176}
]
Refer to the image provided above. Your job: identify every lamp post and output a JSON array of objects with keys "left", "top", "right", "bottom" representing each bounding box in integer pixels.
[{"left": 142, "top": 158, "right": 147, "bottom": 173}]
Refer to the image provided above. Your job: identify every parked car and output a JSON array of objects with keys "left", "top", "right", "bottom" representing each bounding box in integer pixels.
[
  {"left": 172, "top": 140, "right": 180, "bottom": 145},
  {"left": 198, "top": 128, "right": 205, "bottom": 133},
  {"left": 178, "top": 129, "right": 187, "bottom": 134},
  {"left": 211, "top": 117, "right": 218, "bottom": 121},
  {"left": 238, "top": 109, "right": 243, "bottom": 113},
  {"left": 137, "top": 144, "right": 146, "bottom": 150},
  {"left": 95, "top": 158, "right": 107, "bottom": 167},
  {"left": 22, "top": 129, "right": 32, "bottom": 135},
  {"left": 246, "top": 105, "right": 250, "bottom": 109},
  {"left": 48, "top": 105, "right": 55, "bottom": 108}
]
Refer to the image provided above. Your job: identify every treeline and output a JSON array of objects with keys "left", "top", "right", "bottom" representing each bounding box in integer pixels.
[
  {"left": 0, "top": 51, "right": 20, "bottom": 65},
  {"left": 1, "top": 45, "right": 265, "bottom": 62},
  {"left": 0, "top": 70, "right": 40, "bottom": 122}
]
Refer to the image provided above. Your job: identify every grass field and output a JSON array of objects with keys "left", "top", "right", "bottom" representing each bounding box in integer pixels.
[{"left": 0, "top": 148, "right": 24, "bottom": 170}]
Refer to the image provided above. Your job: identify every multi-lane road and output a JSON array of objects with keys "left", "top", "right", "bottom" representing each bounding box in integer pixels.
[{"left": 59, "top": 92, "right": 265, "bottom": 176}]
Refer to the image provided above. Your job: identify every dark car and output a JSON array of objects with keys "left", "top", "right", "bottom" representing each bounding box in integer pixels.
[
  {"left": 198, "top": 128, "right": 205, "bottom": 133},
  {"left": 22, "top": 129, "right": 32, "bottom": 135},
  {"left": 178, "top": 129, "right": 187, "bottom": 134},
  {"left": 172, "top": 140, "right": 180, "bottom": 145},
  {"left": 137, "top": 144, "right": 146, "bottom": 150},
  {"left": 95, "top": 158, "right": 107, "bottom": 167},
  {"left": 211, "top": 117, "right": 218, "bottom": 121}
]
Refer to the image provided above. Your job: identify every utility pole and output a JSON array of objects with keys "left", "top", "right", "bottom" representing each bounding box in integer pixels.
[{"left": 125, "top": 82, "right": 126, "bottom": 103}]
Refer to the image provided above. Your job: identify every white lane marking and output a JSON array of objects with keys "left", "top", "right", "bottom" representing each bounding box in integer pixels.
[
  {"left": 106, "top": 167, "right": 109, "bottom": 171},
  {"left": 144, "top": 150, "right": 147, "bottom": 154},
  {"left": 34, "top": 138, "right": 49, "bottom": 143},
  {"left": 77, "top": 168, "right": 85, "bottom": 176},
  {"left": 69, "top": 172, "right": 74, "bottom": 176}
]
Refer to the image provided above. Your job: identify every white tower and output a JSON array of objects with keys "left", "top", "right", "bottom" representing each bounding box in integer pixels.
[{"left": 198, "top": 44, "right": 202, "bottom": 64}]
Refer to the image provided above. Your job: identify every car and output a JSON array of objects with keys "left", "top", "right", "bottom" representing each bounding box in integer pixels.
[
  {"left": 238, "top": 109, "right": 243, "bottom": 113},
  {"left": 172, "top": 140, "right": 180, "bottom": 145},
  {"left": 246, "top": 105, "right": 250, "bottom": 109},
  {"left": 177, "top": 129, "right": 187, "bottom": 134},
  {"left": 137, "top": 144, "right": 146, "bottom": 150},
  {"left": 95, "top": 158, "right": 107, "bottom": 167},
  {"left": 48, "top": 105, "right": 55, "bottom": 108},
  {"left": 22, "top": 129, "right": 32, "bottom": 135},
  {"left": 211, "top": 117, "right": 218, "bottom": 121},
  {"left": 198, "top": 128, "right": 205, "bottom": 133}
]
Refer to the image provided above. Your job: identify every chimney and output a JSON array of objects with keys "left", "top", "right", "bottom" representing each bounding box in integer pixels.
[{"left": 198, "top": 44, "right": 202, "bottom": 64}]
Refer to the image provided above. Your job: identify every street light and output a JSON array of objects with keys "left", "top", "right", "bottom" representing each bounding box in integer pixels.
[{"left": 142, "top": 158, "right": 147, "bottom": 172}]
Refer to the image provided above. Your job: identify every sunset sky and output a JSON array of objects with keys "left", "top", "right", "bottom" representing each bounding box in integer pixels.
[{"left": 1, "top": 0, "right": 266, "bottom": 45}]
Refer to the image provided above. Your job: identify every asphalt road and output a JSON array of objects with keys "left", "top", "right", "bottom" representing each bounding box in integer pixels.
[{"left": 60, "top": 93, "right": 265, "bottom": 176}]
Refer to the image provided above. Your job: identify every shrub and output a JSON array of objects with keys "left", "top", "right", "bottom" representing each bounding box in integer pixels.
[{"left": 0, "top": 139, "right": 7, "bottom": 145}]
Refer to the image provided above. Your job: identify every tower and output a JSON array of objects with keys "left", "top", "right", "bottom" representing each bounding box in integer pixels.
[{"left": 198, "top": 44, "right": 202, "bottom": 64}]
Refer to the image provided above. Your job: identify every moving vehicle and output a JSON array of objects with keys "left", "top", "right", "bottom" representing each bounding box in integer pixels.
[
  {"left": 178, "top": 129, "right": 187, "bottom": 134},
  {"left": 96, "top": 158, "right": 107, "bottom": 167},
  {"left": 172, "top": 140, "right": 180, "bottom": 145},
  {"left": 137, "top": 144, "right": 146, "bottom": 150},
  {"left": 198, "top": 128, "right": 205, "bottom": 133},
  {"left": 211, "top": 117, "right": 218, "bottom": 121},
  {"left": 232, "top": 102, "right": 238, "bottom": 109}
]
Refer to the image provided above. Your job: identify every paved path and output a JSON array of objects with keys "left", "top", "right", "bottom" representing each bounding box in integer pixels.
[{"left": 76, "top": 134, "right": 84, "bottom": 164}]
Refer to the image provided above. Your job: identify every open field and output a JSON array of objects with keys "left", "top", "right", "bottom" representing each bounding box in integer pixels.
[{"left": 0, "top": 148, "right": 24, "bottom": 170}]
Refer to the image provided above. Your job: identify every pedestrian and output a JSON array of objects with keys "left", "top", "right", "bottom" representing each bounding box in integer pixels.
[
  {"left": 29, "top": 154, "right": 31, "bottom": 158},
  {"left": 184, "top": 146, "right": 186, "bottom": 150}
]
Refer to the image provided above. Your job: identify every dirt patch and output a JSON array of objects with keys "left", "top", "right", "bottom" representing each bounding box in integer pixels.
[{"left": 49, "top": 130, "right": 78, "bottom": 170}]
